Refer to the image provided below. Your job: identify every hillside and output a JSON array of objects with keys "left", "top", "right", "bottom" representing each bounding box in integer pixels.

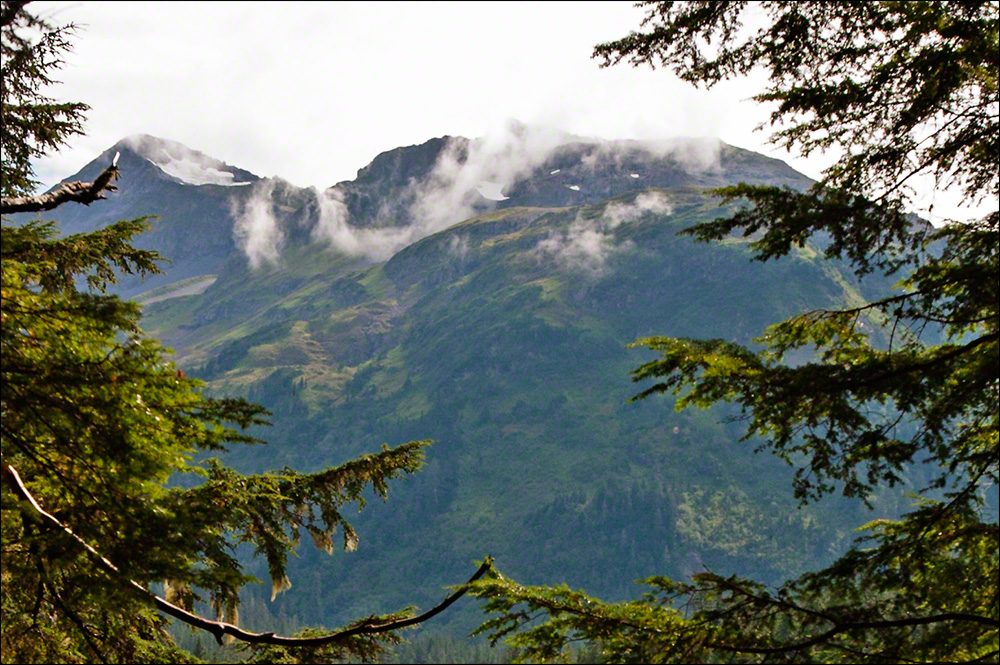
[{"left": 33, "top": 131, "right": 914, "bottom": 636}]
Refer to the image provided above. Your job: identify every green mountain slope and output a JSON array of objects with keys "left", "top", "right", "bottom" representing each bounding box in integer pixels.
[
  {"left": 142, "top": 193, "right": 901, "bottom": 636},
  {"left": 34, "top": 132, "right": 913, "bottom": 636}
]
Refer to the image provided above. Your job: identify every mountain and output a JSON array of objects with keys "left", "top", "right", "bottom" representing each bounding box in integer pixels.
[
  {"left": 19, "top": 130, "right": 914, "bottom": 636},
  {"left": 12, "top": 135, "right": 260, "bottom": 298},
  {"left": 27, "top": 130, "right": 812, "bottom": 301},
  {"left": 328, "top": 128, "right": 811, "bottom": 229}
]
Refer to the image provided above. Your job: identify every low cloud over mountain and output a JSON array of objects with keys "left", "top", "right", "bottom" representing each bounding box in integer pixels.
[{"left": 41, "top": 127, "right": 810, "bottom": 282}]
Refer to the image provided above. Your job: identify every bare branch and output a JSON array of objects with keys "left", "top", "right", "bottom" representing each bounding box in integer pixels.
[
  {"left": 1, "top": 462, "right": 493, "bottom": 647},
  {"left": 1, "top": 153, "right": 119, "bottom": 214}
]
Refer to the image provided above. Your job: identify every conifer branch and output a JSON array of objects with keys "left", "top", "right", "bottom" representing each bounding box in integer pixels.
[
  {"left": 1, "top": 462, "right": 493, "bottom": 647},
  {"left": 1, "top": 152, "right": 119, "bottom": 214},
  {"left": 709, "top": 611, "right": 1000, "bottom": 656},
  {"left": 0, "top": 1, "right": 29, "bottom": 28},
  {"left": 703, "top": 576, "right": 999, "bottom": 656}
]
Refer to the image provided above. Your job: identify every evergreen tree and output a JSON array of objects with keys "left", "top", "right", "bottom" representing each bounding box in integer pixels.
[
  {"left": 0, "top": 3, "right": 485, "bottom": 662},
  {"left": 0, "top": 0, "right": 86, "bottom": 198},
  {"left": 469, "top": 2, "right": 998, "bottom": 662}
]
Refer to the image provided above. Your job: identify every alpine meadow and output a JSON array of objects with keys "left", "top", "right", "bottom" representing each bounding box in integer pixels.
[{"left": 2, "top": 1, "right": 998, "bottom": 664}]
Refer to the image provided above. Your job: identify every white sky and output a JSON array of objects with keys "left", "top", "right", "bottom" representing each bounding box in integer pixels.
[{"left": 28, "top": 1, "right": 986, "bottom": 224}]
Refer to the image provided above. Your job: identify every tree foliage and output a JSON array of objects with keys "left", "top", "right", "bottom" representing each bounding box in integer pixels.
[
  {"left": 469, "top": 2, "right": 999, "bottom": 662},
  {"left": 0, "top": 3, "right": 477, "bottom": 662},
  {"left": 0, "top": 0, "right": 87, "bottom": 198}
]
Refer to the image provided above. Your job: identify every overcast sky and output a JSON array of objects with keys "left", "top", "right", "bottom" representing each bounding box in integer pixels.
[{"left": 28, "top": 1, "right": 985, "bottom": 224}]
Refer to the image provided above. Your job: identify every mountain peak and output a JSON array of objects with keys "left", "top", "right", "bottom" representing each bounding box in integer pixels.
[{"left": 110, "top": 134, "right": 258, "bottom": 187}]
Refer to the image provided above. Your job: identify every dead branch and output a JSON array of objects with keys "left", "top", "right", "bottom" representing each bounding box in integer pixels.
[
  {"left": 1, "top": 152, "right": 120, "bottom": 215},
  {"left": 1, "top": 462, "right": 493, "bottom": 646}
]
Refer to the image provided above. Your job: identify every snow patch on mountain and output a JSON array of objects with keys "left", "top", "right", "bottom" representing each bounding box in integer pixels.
[
  {"left": 124, "top": 134, "right": 252, "bottom": 187},
  {"left": 155, "top": 155, "right": 252, "bottom": 187},
  {"left": 475, "top": 181, "right": 509, "bottom": 201}
]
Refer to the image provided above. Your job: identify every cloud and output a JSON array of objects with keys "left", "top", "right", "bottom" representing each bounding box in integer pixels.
[
  {"left": 447, "top": 234, "right": 470, "bottom": 261},
  {"left": 236, "top": 181, "right": 465, "bottom": 267},
  {"left": 536, "top": 222, "right": 624, "bottom": 275},
  {"left": 232, "top": 180, "right": 283, "bottom": 269},
  {"left": 309, "top": 121, "right": 572, "bottom": 262},
  {"left": 659, "top": 137, "right": 722, "bottom": 173},
  {"left": 309, "top": 187, "right": 363, "bottom": 253},
  {"left": 231, "top": 125, "right": 699, "bottom": 268},
  {"left": 578, "top": 136, "right": 723, "bottom": 175},
  {"left": 310, "top": 187, "right": 435, "bottom": 262},
  {"left": 408, "top": 127, "right": 718, "bottom": 239},
  {"left": 535, "top": 191, "right": 672, "bottom": 275},
  {"left": 602, "top": 190, "right": 674, "bottom": 228},
  {"left": 125, "top": 134, "right": 250, "bottom": 187},
  {"left": 410, "top": 121, "right": 570, "bottom": 232}
]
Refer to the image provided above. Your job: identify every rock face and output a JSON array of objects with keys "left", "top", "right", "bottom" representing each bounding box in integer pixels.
[
  {"left": 20, "top": 129, "right": 897, "bottom": 636},
  {"left": 332, "top": 136, "right": 462, "bottom": 228},
  {"left": 327, "top": 133, "right": 811, "bottom": 229}
]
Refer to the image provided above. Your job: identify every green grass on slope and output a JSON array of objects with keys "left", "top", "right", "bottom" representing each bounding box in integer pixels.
[{"left": 141, "top": 187, "right": 909, "bottom": 636}]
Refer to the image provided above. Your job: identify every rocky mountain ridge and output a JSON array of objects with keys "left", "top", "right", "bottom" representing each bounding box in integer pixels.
[{"left": 29, "top": 130, "right": 813, "bottom": 299}]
